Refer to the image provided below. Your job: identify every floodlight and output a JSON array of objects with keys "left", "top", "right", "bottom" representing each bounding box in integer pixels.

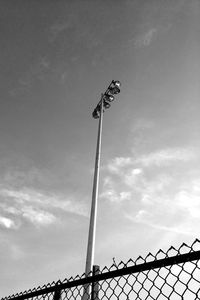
[
  {"left": 92, "top": 108, "right": 100, "bottom": 119},
  {"left": 103, "top": 100, "right": 111, "bottom": 109},
  {"left": 113, "top": 80, "right": 121, "bottom": 88},
  {"left": 108, "top": 81, "right": 121, "bottom": 95},
  {"left": 104, "top": 93, "right": 115, "bottom": 102},
  {"left": 92, "top": 80, "right": 121, "bottom": 120},
  {"left": 109, "top": 87, "right": 120, "bottom": 95}
]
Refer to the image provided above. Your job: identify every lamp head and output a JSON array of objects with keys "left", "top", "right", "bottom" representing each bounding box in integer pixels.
[
  {"left": 109, "top": 80, "right": 121, "bottom": 95},
  {"left": 103, "top": 100, "right": 111, "bottom": 109},
  {"left": 113, "top": 80, "right": 121, "bottom": 88},
  {"left": 104, "top": 93, "right": 115, "bottom": 102},
  {"left": 92, "top": 108, "right": 100, "bottom": 119}
]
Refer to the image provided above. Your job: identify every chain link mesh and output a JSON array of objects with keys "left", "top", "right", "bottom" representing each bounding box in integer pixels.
[{"left": 2, "top": 238, "right": 200, "bottom": 300}]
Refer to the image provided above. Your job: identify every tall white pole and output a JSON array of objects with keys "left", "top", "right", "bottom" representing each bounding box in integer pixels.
[{"left": 85, "top": 96, "right": 104, "bottom": 276}]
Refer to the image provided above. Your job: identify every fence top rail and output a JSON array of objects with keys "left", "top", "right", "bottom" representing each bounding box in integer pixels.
[{"left": 2, "top": 238, "right": 200, "bottom": 300}]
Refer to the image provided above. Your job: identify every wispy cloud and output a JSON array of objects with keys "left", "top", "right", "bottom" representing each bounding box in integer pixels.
[
  {"left": 125, "top": 177, "right": 200, "bottom": 237},
  {"left": 49, "top": 23, "right": 70, "bottom": 41},
  {"left": 49, "top": 17, "right": 76, "bottom": 42},
  {"left": 175, "top": 186, "right": 200, "bottom": 218},
  {"left": 103, "top": 147, "right": 197, "bottom": 204},
  {"left": 0, "top": 216, "right": 17, "bottom": 229},
  {"left": 101, "top": 176, "right": 132, "bottom": 203},
  {"left": 131, "top": 119, "right": 155, "bottom": 132},
  {"left": 125, "top": 21, "right": 173, "bottom": 51},
  {"left": 100, "top": 189, "right": 131, "bottom": 203},
  {"left": 124, "top": 168, "right": 143, "bottom": 187},
  {"left": 9, "top": 56, "right": 50, "bottom": 96},
  {"left": 106, "top": 147, "right": 197, "bottom": 174},
  {"left": 107, "top": 157, "right": 132, "bottom": 174},
  {"left": 0, "top": 187, "right": 87, "bottom": 229},
  {"left": 134, "top": 28, "right": 157, "bottom": 48},
  {"left": 101, "top": 145, "right": 200, "bottom": 237},
  {"left": 125, "top": 210, "right": 193, "bottom": 236},
  {"left": 22, "top": 206, "right": 56, "bottom": 227},
  {"left": 1, "top": 188, "right": 87, "bottom": 216},
  {"left": 136, "top": 148, "right": 196, "bottom": 167}
]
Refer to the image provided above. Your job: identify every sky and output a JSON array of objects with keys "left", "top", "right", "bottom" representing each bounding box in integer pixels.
[{"left": 0, "top": 0, "right": 200, "bottom": 297}]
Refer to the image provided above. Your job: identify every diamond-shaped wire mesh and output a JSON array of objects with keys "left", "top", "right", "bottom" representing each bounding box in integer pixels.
[
  {"left": 97, "top": 260, "right": 200, "bottom": 300},
  {"left": 2, "top": 239, "right": 200, "bottom": 300}
]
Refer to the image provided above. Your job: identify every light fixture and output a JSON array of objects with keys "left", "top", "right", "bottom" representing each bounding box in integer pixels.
[
  {"left": 108, "top": 80, "right": 121, "bottom": 95},
  {"left": 113, "top": 80, "right": 121, "bottom": 88},
  {"left": 92, "top": 80, "right": 121, "bottom": 119},
  {"left": 103, "top": 100, "right": 111, "bottom": 109},
  {"left": 104, "top": 93, "right": 115, "bottom": 102},
  {"left": 92, "top": 109, "right": 100, "bottom": 119}
]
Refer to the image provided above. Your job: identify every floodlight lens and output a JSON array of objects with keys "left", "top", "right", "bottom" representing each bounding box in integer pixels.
[
  {"left": 113, "top": 80, "right": 121, "bottom": 88},
  {"left": 104, "top": 94, "right": 115, "bottom": 102},
  {"left": 92, "top": 109, "right": 100, "bottom": 119},
  {"left": 103, "top": 100, "right": 111, "bottom": 109},
  {"left": 109, "top": 86, "right": 120, "bottom": 95}
]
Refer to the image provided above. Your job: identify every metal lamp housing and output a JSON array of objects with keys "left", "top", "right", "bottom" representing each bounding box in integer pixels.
[
  {"left": 104, "top": 93, "right": 115, "bottom": 102},
  {"left": 109, "top": 87, "right": 120, "bottom": 95},
  {"left": 103, "top": 100, "right": 111, "bottom": 109},
  {"left": 109, "top": 80, "right": 121, "bottom": 95},
  {"left": 92, "top": 80, "right": 121, "bottom": 119},
  {"left": 113, "top": 80, "right": 121, "bottom": 88},
  {"left": 92, "top": 109, "right": 100, "bottom": 119}
]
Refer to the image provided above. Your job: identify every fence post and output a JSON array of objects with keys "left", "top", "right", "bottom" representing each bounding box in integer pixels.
[
  {"left": 91, "top": 265, "right": 100, "bottom": 300},
  {"left": 53, "top": 285, "right": 61, "bottom": 300}
]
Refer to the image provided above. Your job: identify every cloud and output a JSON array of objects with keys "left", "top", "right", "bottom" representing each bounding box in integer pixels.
[
  {"left": 102, "top": 147, "right": 197, "bottom": 205},
  {"left": 175, "top": 187, "right": 200, "bottom": 218},
  {"left": 106, "top": 147, "right": 197, "bottom": 176},
  {"left": 0, "top": 187, "right": 87, "bottom": 229},
  {"left": 123, "top": 174, "right": 200, "bottom": 236},
  {"left": 125, "top": 210, "right": 192, "bottom": 236},
  {"left": 22, "top": 206, "right": 56, "bottom": 226},
  {"left": 124, "top": 168, "right": 143, "bottom": 187},
  {"left": 49, "top": 19, "right": 75, "bottom": 42},
  {"left": 100, "top": 189, "right": 131, "bottom": 203},
  {"left": 107, "top": 157, "right": 132, "bottom": 173},
  {"left": 126, "top": 21, "right": 173, "bottom": 51},
  {"left": 134, "top": 28, "right": 157, "bottom": 48},
  {"left": 9, "top": 56, "right": 50, "bottom": 96},
  {"left": 101, "top": 172, "right": 135, "bottom": 203},
  {"left": 101, "top": 145, "right": 200, "bottom": 238},
  {"left": 0, "top": 188, "right": 87, "bottom": 216},
  {"left": 133, "top": 209, "right": 152, "bottom": 223},
  {"left": 131, "top": 119, "right": 155, "bottom": 132},
  {"left": 136, "top": 148, "right": 196, "bottom": 167},
  {"left": 0, "top": 216, "right": 16, "bottom": 229}
]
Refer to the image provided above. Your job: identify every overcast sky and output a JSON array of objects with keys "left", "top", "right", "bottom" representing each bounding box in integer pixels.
[{"left": 0, "top": 0, "right": 200, "bottom": 297}]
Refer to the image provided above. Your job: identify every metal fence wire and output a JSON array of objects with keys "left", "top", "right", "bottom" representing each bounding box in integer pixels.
[{"left": 2, "top": 238, "right": 200, "bottom": 300}]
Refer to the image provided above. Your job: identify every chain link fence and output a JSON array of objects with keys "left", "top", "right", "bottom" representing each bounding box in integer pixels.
[{"left": 2, "top": 238, "right": 200, "bottom": 300}]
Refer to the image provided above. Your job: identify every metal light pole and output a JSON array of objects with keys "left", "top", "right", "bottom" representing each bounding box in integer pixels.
[
  {"left": 82, "top": 80, "right": 121, "bottom": 300},
  {"left": 85, "top": 95, "right": 104, "bottom": 276}
]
